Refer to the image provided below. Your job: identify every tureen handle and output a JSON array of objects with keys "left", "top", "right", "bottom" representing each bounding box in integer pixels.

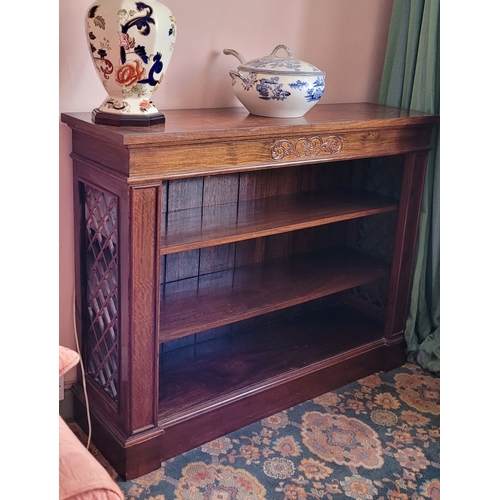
[
  {"left": 270, "top": 45, "right": 294, "bottom": 58},
  {"left": 228, "top": 70, "right": 251, "bottom": 86},
  {"left": 223, "top": 49, "right": 247, "bottom": 65}
]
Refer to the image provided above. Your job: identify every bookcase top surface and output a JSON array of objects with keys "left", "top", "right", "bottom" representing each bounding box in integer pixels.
[{"left": 61, "top": 102, "right": 439, "bottom": 148}]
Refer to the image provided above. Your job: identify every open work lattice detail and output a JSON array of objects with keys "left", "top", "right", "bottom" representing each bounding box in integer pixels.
[
  {"left": 349, "top": 157, "right": 402, "bottom": 311},
  {"left": 84, "top": 183, "right": 120, "bottom": 402}
]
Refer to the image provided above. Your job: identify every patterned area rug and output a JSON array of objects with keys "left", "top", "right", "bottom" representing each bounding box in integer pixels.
[{"left": 73, "top": 362, "right": 440, "bottom": 499}]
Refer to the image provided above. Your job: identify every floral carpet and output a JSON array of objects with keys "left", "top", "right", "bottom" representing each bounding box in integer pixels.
[{"left": 79, "top": 362, "right": 440, "bottom": 500}]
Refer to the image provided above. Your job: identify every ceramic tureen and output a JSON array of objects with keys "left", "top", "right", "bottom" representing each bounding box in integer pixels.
[{"left": 223, "top": 44, "right": 326, "bottom": 118}]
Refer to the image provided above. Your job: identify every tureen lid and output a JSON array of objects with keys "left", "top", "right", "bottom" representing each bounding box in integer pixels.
[{"left": 224, "top": 45, "right": 325, "bottom": 77}]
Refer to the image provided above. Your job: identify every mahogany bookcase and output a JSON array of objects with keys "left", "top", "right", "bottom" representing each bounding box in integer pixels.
[{"left": 61, "top": 103, "right": 439, "bottom": 480}]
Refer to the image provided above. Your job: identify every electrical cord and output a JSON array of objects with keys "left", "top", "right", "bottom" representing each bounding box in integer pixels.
[{"left": 73, "top": 289, "right": 92, "bottom": 450}]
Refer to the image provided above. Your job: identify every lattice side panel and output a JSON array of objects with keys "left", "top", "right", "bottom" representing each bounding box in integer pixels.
[
  {"left": 354, "top": 211, "right": 399, "bottom": 264},
  {"left": 83, "top": 183, "right": 120, "bottom": 402},
  {"left": 349, "top": 157, "right": 403, "bottom": 312},
  {"left": 355, "top": 156, "right": 404, "bottom": 200}
]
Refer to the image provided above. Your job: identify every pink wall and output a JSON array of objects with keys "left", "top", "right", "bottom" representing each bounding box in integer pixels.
[{"left": 59, "top": 0, "right": 393, "bottom": 383}]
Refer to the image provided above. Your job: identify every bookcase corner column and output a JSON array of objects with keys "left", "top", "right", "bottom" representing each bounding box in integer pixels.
[
  {"left": 72, "top": 161, "right": 164, "bottom": 476},
  {"left": 126, "top": 182, "right": 163, "bottom": 434}
]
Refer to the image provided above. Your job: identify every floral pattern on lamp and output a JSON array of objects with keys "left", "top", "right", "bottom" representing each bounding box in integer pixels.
[{"left": 85, "top": 0, "right": 177, "bottom": 125}]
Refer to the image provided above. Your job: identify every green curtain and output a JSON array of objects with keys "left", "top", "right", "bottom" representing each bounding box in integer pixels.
[{"left": 379, "top": 0, "right": 440, "bottom": 374}]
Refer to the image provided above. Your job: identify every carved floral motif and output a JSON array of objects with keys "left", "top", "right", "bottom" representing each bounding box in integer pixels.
[{"left": 270, "top": 135, "right": 343, "bottom": 160}]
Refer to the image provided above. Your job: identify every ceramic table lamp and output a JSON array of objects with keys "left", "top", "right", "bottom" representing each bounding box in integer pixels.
[{"left": 85, "top": 0, "right": 177, "bottom": 126}]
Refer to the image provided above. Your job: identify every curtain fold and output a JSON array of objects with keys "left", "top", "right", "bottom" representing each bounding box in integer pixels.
[{"left": 379, "top": 0, "right": 440, "bottom": 374}]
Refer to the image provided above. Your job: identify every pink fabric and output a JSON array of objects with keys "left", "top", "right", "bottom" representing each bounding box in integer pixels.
[
  {"left": 62, "top": 491, "right": 122, "bottom": 500},
  {"left": 59, "top": 417, "right": 124, "bottom": 500},
  {"left": 60, "top": 346, "right": 80, "bottom": 376},
  {"left": 59, "top": 345, "right": 124, "bottom": 500}
]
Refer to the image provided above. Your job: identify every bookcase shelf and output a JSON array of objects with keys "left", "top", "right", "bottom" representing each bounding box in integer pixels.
[
  {"left": 161, "top": 187, "right": 398, "bottom": 253},
  {"left": 159, "top": 247, "right": 390, "bottom": 342},
  {"left": 158, "top": 302, "right": 384, "bottom": 421}
]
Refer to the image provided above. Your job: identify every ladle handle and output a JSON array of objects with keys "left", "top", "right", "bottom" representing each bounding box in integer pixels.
[{"left": 223, "top": 48, "right": 247, "bottom": 65}]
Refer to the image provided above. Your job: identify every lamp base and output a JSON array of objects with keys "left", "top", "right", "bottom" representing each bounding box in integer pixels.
[{"left": 92, "top": 109, "right": 165, "bottom": 127}]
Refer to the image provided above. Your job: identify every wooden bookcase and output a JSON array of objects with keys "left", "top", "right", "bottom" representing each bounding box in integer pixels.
[{"left": 61, "top": 103, "right": 439, "bottom": 480}]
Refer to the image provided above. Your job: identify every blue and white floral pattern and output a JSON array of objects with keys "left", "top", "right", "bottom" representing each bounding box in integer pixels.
[
  {"left": 304, "top": 77, "right": 326, "bottom": 102},
  {"left": 249, "top": 57, "right": 302, "bottom": 72},
  {"left": 256, "top": 77, "right": 291, "bottom": 101},
  {"left": 244, "top": 75, "right": 325, "bottom": 103}
]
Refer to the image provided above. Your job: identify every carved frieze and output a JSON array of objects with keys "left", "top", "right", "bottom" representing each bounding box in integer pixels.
[{"left": 270, "top": 135, "right": 343, "bottom": 160}]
